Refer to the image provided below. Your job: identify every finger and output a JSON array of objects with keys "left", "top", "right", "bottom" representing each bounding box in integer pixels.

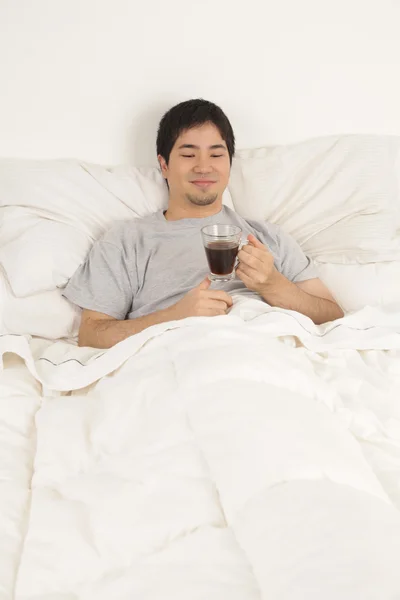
[
  {"left": 237, "top": 262, "right": 258, "bottom": 278},
  {"left": 197, "top": 277, "right": 211, "bottom": 290},
  {"left": 207, "top": 291, "right": 233, "bottom": 307},
  {"left": 241, "top": 244, "right": 267, "bottom": 260},
  {"left": 247, "top": 234, "right": 268, "bottom": 251},
  {"left": 204, "top": 299, "right": 229, "bottom": 311},
  {"left": 236, "top": 266, "right": 254, "bottom": 287},
  {"left": 237, "top": 250, "right": 261, "bottom": 269}
]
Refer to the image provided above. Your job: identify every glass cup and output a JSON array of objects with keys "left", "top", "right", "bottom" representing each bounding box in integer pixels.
[{"left": 201, "top": 224, "right": 243, "bottom": 281}]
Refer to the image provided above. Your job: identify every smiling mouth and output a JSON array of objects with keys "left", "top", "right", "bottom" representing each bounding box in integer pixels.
[{"left": 191, "top": 180, "right": 217, "bottom": 188}]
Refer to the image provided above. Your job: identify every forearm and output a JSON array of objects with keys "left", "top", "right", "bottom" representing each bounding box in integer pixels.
[
  {"left": 261, "top": 272, "right": 344, "bottom": 325},
  {"left": 79, "top": 306, "right": 175, "bottom": 349}
]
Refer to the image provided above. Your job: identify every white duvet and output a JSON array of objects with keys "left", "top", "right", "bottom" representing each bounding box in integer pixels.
[{"left": 1, "top": 296, "right": 400, "bottom": 600}]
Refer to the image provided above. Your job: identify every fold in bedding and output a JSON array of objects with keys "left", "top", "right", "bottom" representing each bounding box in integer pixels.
[{"left": 1, "top": 298, "right": 400, "bottom": 599}]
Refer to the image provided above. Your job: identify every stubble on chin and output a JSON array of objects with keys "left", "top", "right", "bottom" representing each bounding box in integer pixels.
[{"left": 185, "top": 193, "right": 218, "bottom": 206}]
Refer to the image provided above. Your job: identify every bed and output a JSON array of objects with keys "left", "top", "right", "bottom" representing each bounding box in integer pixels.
[{"left": 1, "top": 134, "right": 400, "bottom": 599}]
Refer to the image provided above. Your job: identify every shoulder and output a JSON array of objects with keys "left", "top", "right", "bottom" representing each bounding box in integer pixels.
[
  {"left": 97, "top": 220, "right": 136, "bottom": 251},
  {"left": 246, "top": 218, "right": 282, "bottom": 240},
  {"left": 222, "top": 207, "right": 274, "bottom": 233},
  {"left": 238, "top": 214, "right": 283, "bottom": 249},
  {"left": 99, "top": 211, "right": 160, "bottom": 250},
  {"left": 245, "top": 219, "right": 305, "bottom": 260}
]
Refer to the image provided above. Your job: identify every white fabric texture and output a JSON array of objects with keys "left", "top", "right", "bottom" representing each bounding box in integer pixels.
[
  {"left": 1, "top": 299, "right": 400, "bottom": 598},
  {"left": 0, "top": 268, "right": 81, "bottom": 340},
  {"left": 314, "top": 260, "right": 400, "bottom": 312},
  {"left": 0, "top": 354, "right": 42, "bottom": 600},
  {"left": 0, "top": 212, "right": 92, "bottom": 298},
  {"left": 229, "top": 134, "right": 400, "bottom": 263}
]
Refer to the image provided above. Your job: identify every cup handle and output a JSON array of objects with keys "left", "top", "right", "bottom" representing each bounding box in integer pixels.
[{"left": 234, "top": 239, "right": 249, "bottom": 270}]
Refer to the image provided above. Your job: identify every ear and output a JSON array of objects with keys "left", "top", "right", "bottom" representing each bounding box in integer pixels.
[{"left": 158, "top": 155, "right": 168, "bottom": 179}]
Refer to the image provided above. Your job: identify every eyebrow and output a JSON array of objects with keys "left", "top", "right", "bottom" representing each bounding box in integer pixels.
[{"left": 178, "top": 144, "right": 227, "bottom": 150}]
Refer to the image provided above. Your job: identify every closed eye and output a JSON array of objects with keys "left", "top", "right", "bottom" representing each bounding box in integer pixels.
[{"left": 181, "top": 154, "right": 224, "bottom": 158}]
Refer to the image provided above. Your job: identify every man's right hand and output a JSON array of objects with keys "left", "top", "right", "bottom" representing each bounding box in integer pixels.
[
  {"left": 168, "top": 277, "right": 233, "bottom": 320},
  {"left": 78, "top": 278, "right": 233, "bottom": 349}
]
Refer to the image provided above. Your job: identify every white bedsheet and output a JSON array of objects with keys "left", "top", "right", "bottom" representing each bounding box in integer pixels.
[
  {"left": 1, "top": 296, "right": 400, "bottom": 599},
  {"left": 0, "top": 354, "right": 42, "bottom": 600}
]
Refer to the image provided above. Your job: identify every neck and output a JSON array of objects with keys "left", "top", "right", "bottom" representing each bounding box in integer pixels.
[{"left": 165, "top": 198, "right": 223, "bottom": 221}]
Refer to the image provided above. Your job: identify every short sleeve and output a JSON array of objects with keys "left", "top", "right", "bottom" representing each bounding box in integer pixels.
[
  {"left": 276, "top": 227, "right": 318, "bottom": 283},
  {"left": 62, "top": 240, "right": 132, "bottom": 319}
]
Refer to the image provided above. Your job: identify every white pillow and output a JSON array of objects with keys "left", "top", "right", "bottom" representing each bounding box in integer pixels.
[
  {"left": 0, "top": 160, "right": 135, "bottom": 238},
  {"left": 0, "top": 159, "right": 234, "bottom": 297},
  {"left": 0, "top": 212, "right": 92, "bottom": 297},
  {"left": 0, "top": 268, "right": 80, "bottom": 340},
  {"left": 314, "top": 260, "right": 400, "bottom": 313},
  {"left": 229, "top": 135, "right": 400, "bottom": 264}
]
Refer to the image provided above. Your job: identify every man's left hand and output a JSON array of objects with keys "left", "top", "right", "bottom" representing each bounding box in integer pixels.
[{"left": 236, "top": 234, "right": 277, "bottom": 295}]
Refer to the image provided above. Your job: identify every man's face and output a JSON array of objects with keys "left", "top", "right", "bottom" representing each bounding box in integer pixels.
[{"left": 158, "top": 123, "right": 231, "bottom": 207}]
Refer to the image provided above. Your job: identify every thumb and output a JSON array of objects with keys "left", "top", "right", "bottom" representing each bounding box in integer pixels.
[
  {"left": 197, "top": 276, "right": 211, "bottom": 290},
  {"left": 248, "top": 233, "right": 268, "bottom": 251}
]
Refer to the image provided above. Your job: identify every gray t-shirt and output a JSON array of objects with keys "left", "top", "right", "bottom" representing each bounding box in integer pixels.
[{"left": 63, "top": 206, "right": 317, "bottom": 320}]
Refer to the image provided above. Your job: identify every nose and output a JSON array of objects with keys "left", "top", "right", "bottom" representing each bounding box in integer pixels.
[{"left": 193, "top": 156, "right": 213, "bottom": 173}]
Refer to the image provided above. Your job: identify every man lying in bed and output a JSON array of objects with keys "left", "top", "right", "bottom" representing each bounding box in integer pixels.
[{"left": 63, "top": 99, "right": 344, "bottom": 349}]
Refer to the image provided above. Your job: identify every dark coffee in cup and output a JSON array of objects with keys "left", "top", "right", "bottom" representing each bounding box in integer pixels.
[
  {"left": 204, "top": 241, "right": 239, "bottom": 275},
  {"left": 201, "top": 223, "right": 242, "bottom": 282}
]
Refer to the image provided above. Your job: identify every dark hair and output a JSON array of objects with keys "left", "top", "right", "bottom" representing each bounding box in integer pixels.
[{"left": 156, "top": 99, "right": 235, "bottom": 165}]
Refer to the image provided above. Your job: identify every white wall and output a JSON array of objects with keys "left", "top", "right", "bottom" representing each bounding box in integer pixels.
[{"left": 1, "top": 0, "right": 399, "bottom": 165}]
